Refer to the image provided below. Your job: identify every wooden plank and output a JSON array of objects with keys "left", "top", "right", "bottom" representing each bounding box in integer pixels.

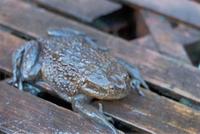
[
  {"left": 135, "top": 10, "right": 149, "bottom": 37},
  {"left": 131, "top": 35, "right": 157, "bottom": 51},
  {"left": 130, "top": 25, "right": 200, "bottom": 52},
  {"left": 0, "top": 32, "right": 24, "bottom": 74},
  {"left": 110, "top": 0, "right": 200, "bottom": 29},
  {"left": 174, "top": 25, "right": 200, "bottom": 46},
  {"left": 27, "top": 0, "right": 200, "bottom": 48},
  {"left": 0, "top": 0, "right": 200, "bottom": 108},
  {"left": 1, "top": 32, "right": 200, "bottom": 134},
  {"left": 32, "top": 0, "right": 122, "bottom": 23},
  {"left": 31, "top": 0, "right": 200, "bottom": 44},
  {"left": 98, "top": 89, "right": 200, "bottom": 134},
  {"left": 26, "top": 0, "right": 200, "bottom": 53},
  {"left": 140, "top": 10, "right": 191, "bottom": 64},
  {"left": 30, "top": 0, "right": 200, "bottom": 46},
  {"left": 0, "top": 81, "right": 111, "bottom": 134}
]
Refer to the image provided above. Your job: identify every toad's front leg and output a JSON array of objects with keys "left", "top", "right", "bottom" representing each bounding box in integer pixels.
[
  {"left": 71, "top": 94, "right": 118, "bottom": 134},
  {"left": 117, "top": 58, "right": 149, "bottom": 96}
]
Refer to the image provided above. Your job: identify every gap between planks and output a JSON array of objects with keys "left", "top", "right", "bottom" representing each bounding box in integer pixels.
[
  {"left": 110, "top": 0, "right": 200, "bottom": 29},
  {"left": 29, "top": 0, "right": 200, "bottom": 48},
  {"left": 30, "top": 0, "right": 200, "bottom": 68}
]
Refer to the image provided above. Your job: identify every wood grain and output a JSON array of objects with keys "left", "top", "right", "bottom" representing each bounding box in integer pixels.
[
  {"left": 0, "top": 0, "right": 200, "bottom": 105},
  {"left": 0, "top": 81, "right": 111, "bottom": 134},
  {"left": 140, "top": 10, "right": 191, "bottom": 64},
  {"left": 130, "top": 25, "right": 200, "bottom": 51},
  {"left": 98, "top": 89, "right": 200, "bottom": 134},
  {"left": 135, "top": 10, "right": 149, "bottom": 37},
  {"left": 0, "top": 32, "right": 24, "bottom": 74},
  {"left": 32, "top": 0, "right": 122, "bottom": 23},
  {"left": 174, "top": 25, "right": 200, "bottom": 46},
  {"left": 27, "top": 0, "right": 200, "bottom": 50},
  {"left": 111, "top": 0, "right": 200, "bottom": 29},
  {"left": 29, "top": 0, "right": 200, "bottom": 47}
]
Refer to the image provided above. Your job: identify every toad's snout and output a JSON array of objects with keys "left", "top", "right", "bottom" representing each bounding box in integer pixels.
[{"left": 109, "top": 73, "right": 129, "bottom": 90}]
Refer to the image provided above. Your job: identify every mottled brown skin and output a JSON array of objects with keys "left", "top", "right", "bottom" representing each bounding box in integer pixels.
[
  {"left": 40, "top": 36, "right": 131, "bottom": 100},
  {"left": 9, "top": 28, "right": 148, "bottom": 134}
]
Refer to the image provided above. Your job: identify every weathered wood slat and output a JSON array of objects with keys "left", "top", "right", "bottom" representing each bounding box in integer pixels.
[
  {"left": 32, "top": 0, "right": 121, "bottom": 23},
  {"left": 135, "top": 10, "right": 149, "bottom": 37},
  {"left": 0, "top": 0, "right": 200, "bottom": 106},
  {"left": 28, "top": 0, "right": 200, "bottom": 47},
  {"left": 131, "top": 35, "right": 157, "bottom": 51},
  {"left": 140, "top": 10, "right": 191, "bottom": 64},
  {"left": 0, "top": 81, "right": 111, "bottom": 134},
  {"left": 174, "top": 25, "right": 200, "bottom": 46},
  {"left": 29, "top": 0, "right": 200, "bottom": 50},
  {"left": 0, "top": 32, "right": 24, "bottom": 74},
  {"left": 0, "top": 31, "right": 200, "bottom": 134},
  {"left": 98, "top": 89, "right": 200, "bottom": 134},
  {"left": 111, "top": 0, "right": 200, "bottom": 29},
  {"left": 130, "top": 25, "right": 200, "bottom": 51},
  {"left": 30, "top": 0, "right": 200, "bottom": 46}
]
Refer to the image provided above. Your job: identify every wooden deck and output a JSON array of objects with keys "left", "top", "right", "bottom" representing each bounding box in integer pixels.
[{"left": 0, "top": 0, "right": 199, "bottom": 133}]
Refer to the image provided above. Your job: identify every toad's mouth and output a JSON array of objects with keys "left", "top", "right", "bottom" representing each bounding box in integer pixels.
[{"left": 81, "top": 75, "right": 130, "bottom": 100}]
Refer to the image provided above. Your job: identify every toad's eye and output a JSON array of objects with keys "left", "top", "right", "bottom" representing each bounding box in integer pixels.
[{"left": 88, "top": 70, "right": 111, "bottom": 88}]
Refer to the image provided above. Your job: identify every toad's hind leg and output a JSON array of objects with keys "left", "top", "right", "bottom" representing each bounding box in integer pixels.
[
  {"left": 72, "top": 94, "right": 118, "bottom": 134},
  {"left": 117, "top": 58, "right": 149, "bottom": 96},
  {"left": 9, "top": 41, "right": 41, "bottom": 92},
  {"left": 8, "top": 45, "right": 25, "bottom": 90}
]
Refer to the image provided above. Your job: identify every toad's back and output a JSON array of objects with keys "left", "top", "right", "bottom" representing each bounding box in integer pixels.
[{"left": 38, "top": 36, "right": 129, "bottom": 96}]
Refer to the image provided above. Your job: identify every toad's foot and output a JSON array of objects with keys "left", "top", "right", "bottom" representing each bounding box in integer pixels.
[
  {"left": 72, "top": 94, "right": 118, "bottom": 134},
  {"left": 8, "top": 78, "right": 41, "bottom": 96},
  {"left": 8, "top": 77, "right": 23, "bottom": 91},
  {"left": 130, "top": 79, "right": 144, "bottom": 96},
  {"left": 7, "top": 78, "right": 17, "bottom": 86},
  {"left": 117, "top": 58, "right": 149, "bottom": 96},
  {"left": 22, "top": 83, "right": 41, "bottom": 96}
]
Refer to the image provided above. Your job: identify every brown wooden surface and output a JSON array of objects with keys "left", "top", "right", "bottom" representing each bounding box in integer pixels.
[
  {"left": 30, "top": 0, "right": 200, "bottom": 46},
  {"left": 30, "top": 0, "right": 200, "bottom": 47},
  {"left": 140, "top": 10, "right": 191, "bottom": 64},
  {"left": 0, "top": 31, "right": 200, "bottom": 134},
  {"left": 135, "top": 10, "right": 149, "bottom": 37},
  {"left": 0, "top": 1, "right": 199, "bottom": 133},
  {"left": 174, "top": 25, "right": 200, "bottom": 46},
  {"left": 111, "top": 0, "right": 200, "bottom": 29},
  {"left": 0, "top": 0, "right": 200, "bottom": 105},
  {"left": 0, "top": 81, "right": 111, "bottom": 134},
  {"left": 33, "top": 0, "right": 121, "bottom": 23},
  {"left": 130, "top": 25, "right": 200, "bottom": 52},
  {"left": 98, "top": 89, "right": 200, "bottom": 134},
  {"left": 131, "top": 35, "right": 157, "bottom": 51},
  {"left": 31, "top": 0, "right": 200, "bottom": 46},
  {"left": 0, "top": 32, "right": 24, "bottom": 74}
]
